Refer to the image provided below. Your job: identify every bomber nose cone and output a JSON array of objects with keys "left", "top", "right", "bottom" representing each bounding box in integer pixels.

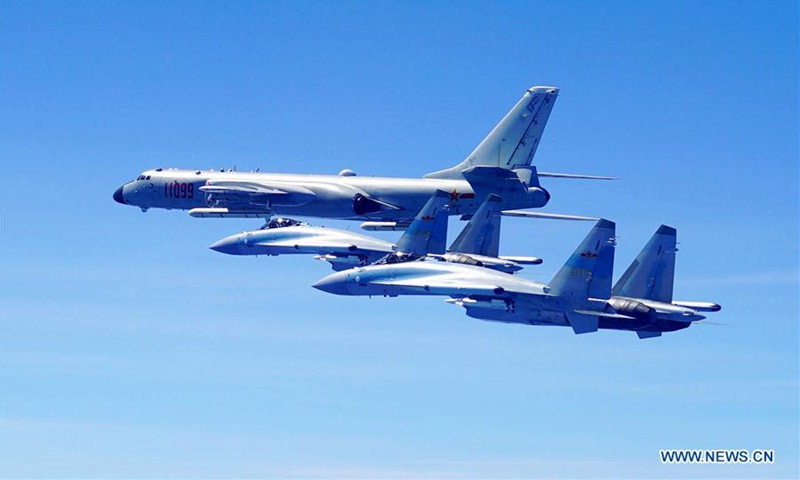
[
  {"left": 312, "top": 273, "right": 351, "bottom": 295},
  {"left": 209, "top": 236, "right": 241, "bottom": 255},
  {"left": 113, "top": 186, "right": 125, "bottom": 204}
]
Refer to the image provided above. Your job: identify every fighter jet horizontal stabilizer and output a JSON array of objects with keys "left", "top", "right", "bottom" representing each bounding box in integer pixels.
[
  {"left": 566, "top": 311, "right": 600, "bottom": 334},
  {"left": 636, "top": 331, "right": 663, "bottom": 339}
]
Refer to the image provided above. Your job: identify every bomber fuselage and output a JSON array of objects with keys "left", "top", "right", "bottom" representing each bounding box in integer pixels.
[{"left": 113, "top": 168, "right": 550, "bottom": 221}]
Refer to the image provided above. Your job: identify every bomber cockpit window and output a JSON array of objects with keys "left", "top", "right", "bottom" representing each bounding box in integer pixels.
[
  {"left": 263, "top": 218, "right": 305, "bottom": 229},
  {"left": 145, "top": 175, "right": 151, "bottom": 180}
]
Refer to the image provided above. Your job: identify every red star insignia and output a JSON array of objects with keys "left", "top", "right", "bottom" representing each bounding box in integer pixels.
[{"left": 449, "top": 189, "right": 459, "bottom": 201}]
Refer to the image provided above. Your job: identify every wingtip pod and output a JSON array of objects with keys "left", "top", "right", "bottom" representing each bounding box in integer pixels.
[{"left": 672, "top": 301, "right": 722, "bottom": 312}]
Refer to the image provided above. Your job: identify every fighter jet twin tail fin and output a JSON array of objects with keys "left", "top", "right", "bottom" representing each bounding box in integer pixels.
[
  {"left": 546, "top": 219, "right": 617, "bottom": 334},
  {"left": 395, "top": 192, "right": 508, "bottom": 260},
  {"left": 393, "top": 190, "right": 451, "bottom": 256},
  {"left": 611, "top": 225, "right": 677, "bottom": 303}
]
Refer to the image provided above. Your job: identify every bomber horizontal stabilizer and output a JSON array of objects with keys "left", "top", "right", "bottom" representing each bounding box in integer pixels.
[
  {"left": 461, "top": 166, "right": 530, "bottom": 195},
  {"left": 538, "top": 172, "right": 618, "bottom": 180},
  {"left": 501, "top": 210, "right": 599, "bottom": 221}
]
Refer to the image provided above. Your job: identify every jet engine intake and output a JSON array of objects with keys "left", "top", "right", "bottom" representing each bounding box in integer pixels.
[{"left": 352, "top": 194, "right": 401, "bottom": 216}]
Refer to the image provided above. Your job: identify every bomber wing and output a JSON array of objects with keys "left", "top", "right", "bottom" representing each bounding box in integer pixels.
[{"left": 200, "top": 180, "right": 317, "bottom": 209}]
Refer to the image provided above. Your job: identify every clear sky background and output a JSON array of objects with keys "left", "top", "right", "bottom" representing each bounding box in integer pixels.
[{"left": 1, "top": 1, "right": 797, "bottom": 478}]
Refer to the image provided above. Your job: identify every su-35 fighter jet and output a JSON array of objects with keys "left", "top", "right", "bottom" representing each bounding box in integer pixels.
[
  {"left": 313, "top": 221, "right": 720, "bottom": 339},
  {"left": 209, "top": 191, "right": 553, "bottom": 272},
  {"left": 113, "top": 86, "right": 613, "bottom": 229}
]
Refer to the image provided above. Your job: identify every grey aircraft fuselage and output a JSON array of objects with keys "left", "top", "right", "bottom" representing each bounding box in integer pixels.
[
  {"left": 113, "top": 168, "right": 550, "bottom": 221},
  {"left": 113, "top": 86, "right": 564, "bottom": 221},
  {"left": 312, "top": 260, "right": 707, "bottom": 335}
]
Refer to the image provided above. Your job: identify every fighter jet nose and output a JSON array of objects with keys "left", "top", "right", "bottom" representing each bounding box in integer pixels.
[
  {"left": 209, "top": 236, "right": 240, "bottom": 255},
  {"left": 113, "top": 186, "right": 125, "bottom": 204},
  {"left": 312, "top": 274, "right": 351, "bottom": 295}
]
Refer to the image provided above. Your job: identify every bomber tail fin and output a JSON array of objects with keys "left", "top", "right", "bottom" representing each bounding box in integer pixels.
[
  {"left": 425, "top": 86, "right": 559, "bottom": 179},
  {"left": 448, "top": 194, "right": 502, "bottom": 256},
  {"left": 394, "top": 190, "right": 450, "bottom": 256},
  {"left": 612, "top": 225, "right": 677, "bottom": 302},
  {"left": 548, "top": 219, "right": 616, "bottom": 303}
]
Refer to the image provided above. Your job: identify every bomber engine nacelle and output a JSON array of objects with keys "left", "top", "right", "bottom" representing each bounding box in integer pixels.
[{"left": 525, "top": 185, "right": 551, "bottom": 206}]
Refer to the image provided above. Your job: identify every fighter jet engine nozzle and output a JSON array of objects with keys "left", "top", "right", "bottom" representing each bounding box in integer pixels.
[
  {"left": 526, "top": 186, "right": 551, "bottom": 207},
  {"left": 607, "top": 297, "right": 657, "bottom": 321}
]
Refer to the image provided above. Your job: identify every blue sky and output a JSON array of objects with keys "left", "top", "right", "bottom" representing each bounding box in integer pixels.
[{"left": 1, "top": 1, "right": 797, "bottom": 478}]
